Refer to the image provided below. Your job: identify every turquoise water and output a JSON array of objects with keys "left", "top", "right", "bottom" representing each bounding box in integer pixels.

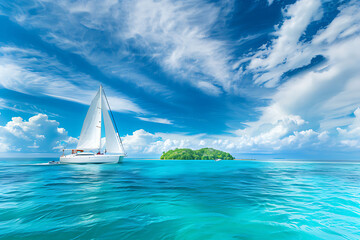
[{"left": 1, "top": 159, "right": 360, "bottom": 239}]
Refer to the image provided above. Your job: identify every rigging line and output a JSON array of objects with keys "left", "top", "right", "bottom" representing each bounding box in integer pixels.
[{"left": 102, "top": 86, "right": 126, "bottom": 153}]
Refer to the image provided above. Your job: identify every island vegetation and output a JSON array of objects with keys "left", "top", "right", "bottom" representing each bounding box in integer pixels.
[{"left": 160, "top": 148, "right": 235, "bottom": 160}]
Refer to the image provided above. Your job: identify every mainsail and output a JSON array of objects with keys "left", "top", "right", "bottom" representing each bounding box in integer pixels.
[
  {"left": 101, "top": 93, "right": 124, "bottom": 154},
  {"left": 76, "top": 86, "right": 125, "bottom": 154}
]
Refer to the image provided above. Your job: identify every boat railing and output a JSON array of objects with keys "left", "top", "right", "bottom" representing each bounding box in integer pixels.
[{"left": 62, "top": 149, "right": 85, "bottom": 154}]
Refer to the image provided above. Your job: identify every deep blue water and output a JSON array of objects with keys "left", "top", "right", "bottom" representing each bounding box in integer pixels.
[{"left": 0, "top": 158, "right": 360, "bottom": 239}]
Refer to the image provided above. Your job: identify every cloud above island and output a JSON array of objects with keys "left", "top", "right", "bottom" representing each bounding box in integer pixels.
[
  {"left": 122, "top": 107, "right": 359, "bottom": 158},
  {"left": 1, "top": 107, "right": 359, "bottom": 159}
]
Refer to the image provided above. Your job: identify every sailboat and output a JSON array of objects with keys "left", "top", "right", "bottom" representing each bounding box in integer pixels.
[{"left": 60, "top": 85, "right": 126, "bottom": 164}]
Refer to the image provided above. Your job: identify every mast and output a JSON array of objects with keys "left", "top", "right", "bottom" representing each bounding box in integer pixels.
[
  {"left": 99, "top": 85, "right": 102, "bottom": 153},
  {"left": 102, "top": 86, "right": 126, "bottom": 155}
]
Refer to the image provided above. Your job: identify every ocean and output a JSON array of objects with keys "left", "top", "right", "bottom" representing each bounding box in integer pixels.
[{"left": 0, "top": 158, "right": 359, "bottom": 239}]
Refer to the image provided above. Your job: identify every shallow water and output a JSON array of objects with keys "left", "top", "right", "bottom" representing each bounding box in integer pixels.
[{"left": 1, "top": 158, "right": 360, "bottom": 239}]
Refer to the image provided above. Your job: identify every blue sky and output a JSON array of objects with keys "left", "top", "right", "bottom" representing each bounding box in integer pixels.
[{"left": 0, "top": 0, "right": 360, "bottom": 159}]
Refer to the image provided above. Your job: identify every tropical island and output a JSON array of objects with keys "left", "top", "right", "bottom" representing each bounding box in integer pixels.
[{"left": 160, "top": 148, "right": 235, "bottom": 160}]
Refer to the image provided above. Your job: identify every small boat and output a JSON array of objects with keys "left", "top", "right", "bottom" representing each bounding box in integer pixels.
[
  {"left": 60, "top": 85, "right": 126, "bottom": 164},
  {"left": 48, "top": 161, "right": 60, "bottom": 165},
  {"left": 215, "top": 159, "right": 222, "bottom": 162}
]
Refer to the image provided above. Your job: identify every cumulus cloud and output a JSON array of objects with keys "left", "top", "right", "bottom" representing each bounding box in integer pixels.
[
  {"left": 0, "top": 114, "right": 75, "bottom": 152},
  {"left": 0, "top": 113, "right": 355, "bottom": 157},
  {"left": 121, "top": 125, "right": 329, "bottom": 157},
  {"left": 122, "top": 129, "right": 208, "bottom": 155}
]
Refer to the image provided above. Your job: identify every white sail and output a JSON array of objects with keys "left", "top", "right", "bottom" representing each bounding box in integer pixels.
[
  {"left": 101, "top": 92, "right": 124, "bottom": 154},
  {"left": 60, "top": 85, "right": 125, "bottom": 164},
  {"left": 77, "top": 89, "right": 102, "bottom": 150}
]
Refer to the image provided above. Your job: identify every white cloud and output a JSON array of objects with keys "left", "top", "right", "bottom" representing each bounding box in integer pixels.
[
  {"left": 53, "top": 137, "right": 78, "bottom": 150},
  {"left": 248, "top": 35, "right": 360, "bottom": 135},
  {"left": 121, "top": 125, "right": 329, "bottom": 157},
  {"left": 4, "top": 0, "right": 236, "bottom": 96},
  {"left": 247, "top": 0, "right": 360, "bottom": 91},
  {"left": 0, "top": 96, "right": 60, "bottom": 117},
  {"left": 124, "top": 0, "right": 234, "bottom": 95},
  {"left": 0, "top": 114, "right": 75, "bottom": 152},
  {"left": 0, "top": 46, "right": 145, "bottom": 114},
  {"left": 136, "top": 117, "right": 173, "bottom": 125},
  {"left": 239, "top": 0, "right": 360, "bottom": 148},
  {"left": 337, "top": 108, "right": 360, "bottom": 148},
  {"left": 122, "top": 129, "right": 162, "bottom": 154},
  {"left": 0, "top": 120, "right": 333, "bottom": 156},
  {"left": 249, "top": 0, "right": 322, "bottom": 87},
  {"left": 195, "top": 81, "right": 222, "bottom": 96},
  {"left": 0, "top": 1, "right": 180, "bottom": 96},
  {"left": 313, "top": 2, "right": 360, "bottom": 45},
  {"left": 123, "top": 130, "right": 213, "bottom": 156},
  {"left": 0, "top": 113, "right": 353, "bottom": 157},
  {"left": 267, "top": 0, "right": 275, "bottom": 6}
]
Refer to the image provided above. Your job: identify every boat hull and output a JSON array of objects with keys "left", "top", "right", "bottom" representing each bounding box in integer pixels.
[{"left": 60, "top": 154, "right": 124, "bottom": 164}]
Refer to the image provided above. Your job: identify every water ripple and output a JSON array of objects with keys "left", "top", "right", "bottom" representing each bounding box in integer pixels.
[{"left": 0, "top": 159, "right": 360, "bottom": 239}]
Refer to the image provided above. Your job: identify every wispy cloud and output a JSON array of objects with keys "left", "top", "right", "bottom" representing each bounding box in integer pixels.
[
  {"left": 10, "top": 0, "right": 237, "bottom": 96},
  {"left": 237, "top": 0, "right": 360, "bottom": 149},
  {"left": 124, "top": 0, "right": 235, "bottom": 95},
  {"left": 1, "top": 0, "right": 174, "bottom": 97},
  {"left": 0, "top": 97, "right": 59, "bottom": 117},
  {"left": 1, "top": 0, "right": 252, "bottom": 97},
  {"left": 249, "top": 0, "right": 322, "bottom": 87},
  {"left": 0, "top": 46, "right": 145, "bottom": 113},
  {"left": 136, "top": 117, "right": 173, "bottom": 125}
]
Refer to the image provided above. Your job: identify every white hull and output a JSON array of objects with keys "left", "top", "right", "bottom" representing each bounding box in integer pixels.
[{"left": 60, "top": 154, "right": 124, "bottom": 164}]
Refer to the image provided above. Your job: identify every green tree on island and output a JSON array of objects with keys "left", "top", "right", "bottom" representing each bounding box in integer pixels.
[{"left": 160, "top": 148, "right": 234, "bottom": 160}]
